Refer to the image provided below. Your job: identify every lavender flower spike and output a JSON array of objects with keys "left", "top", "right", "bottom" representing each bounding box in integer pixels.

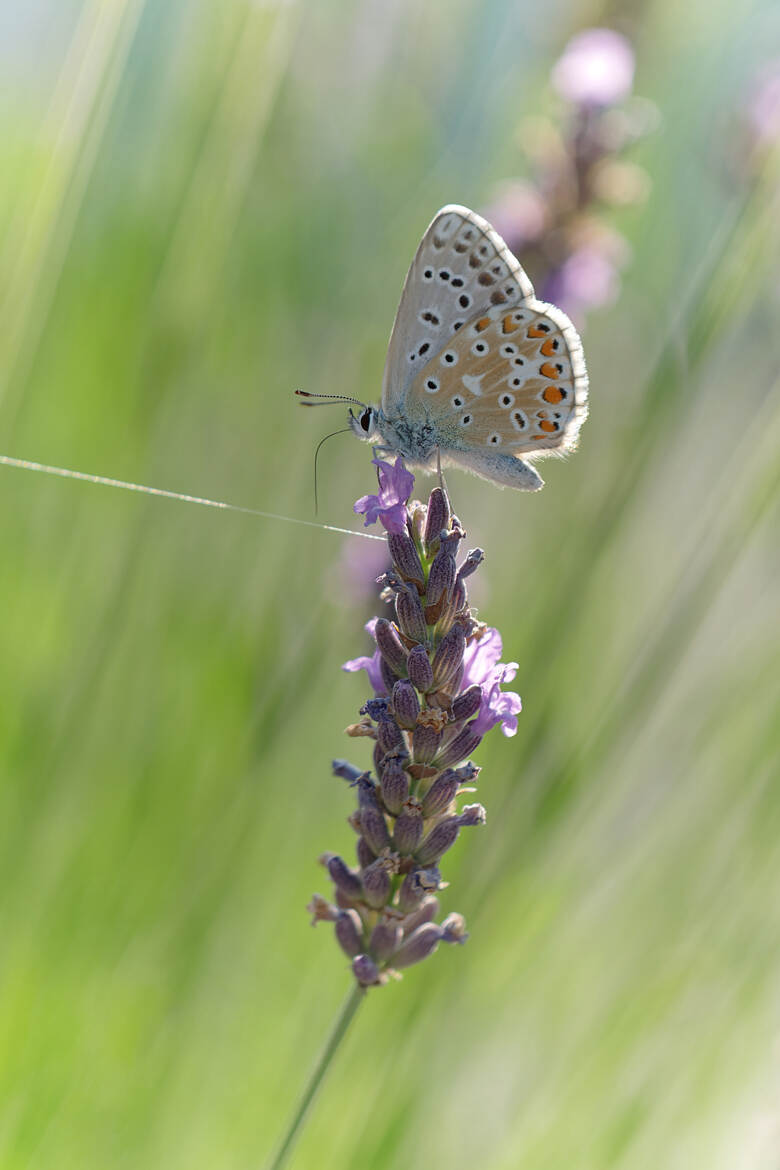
[{"left": 311, "top": 463, "right": 525, "bottom": 987}]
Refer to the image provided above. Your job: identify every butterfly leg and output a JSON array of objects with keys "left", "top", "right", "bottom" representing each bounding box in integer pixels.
[
  {"left": 435, "top": 446, "right": 450, "bottom": 497},
  {"left": 446, "top": 449, "right": 544, "bottom": 491}
]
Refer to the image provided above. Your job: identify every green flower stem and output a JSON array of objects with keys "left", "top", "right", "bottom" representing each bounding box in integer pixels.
[{"left": 267, "top": 985, "right": 365, "bottom": 1170}]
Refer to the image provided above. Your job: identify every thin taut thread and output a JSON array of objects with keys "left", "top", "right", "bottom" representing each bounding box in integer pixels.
[
  {"left": 0, "top": 453, "right": 384, "bottom": 541},
  {"left": 267, "top": 985, "right": 365, "bottom": 1170}
]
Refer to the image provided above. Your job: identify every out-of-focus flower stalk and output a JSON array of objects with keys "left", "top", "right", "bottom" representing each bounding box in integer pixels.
[{"left": 484, "top": 27, "right": 657, "bottom": 327}]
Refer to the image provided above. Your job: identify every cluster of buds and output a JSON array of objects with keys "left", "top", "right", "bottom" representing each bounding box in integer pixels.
[
  {"left": 309, "top": 459, "right": 521, "bottom": 988},
  {"left": 484, "top": 28, "right": 657, "bottom": 326}
]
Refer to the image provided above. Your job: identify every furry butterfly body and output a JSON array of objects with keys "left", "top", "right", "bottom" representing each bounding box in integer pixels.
[{"left": 350, "top": 204, "right": 588, "bottom": 491}]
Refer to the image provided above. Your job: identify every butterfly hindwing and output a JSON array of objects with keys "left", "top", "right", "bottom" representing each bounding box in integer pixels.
[
  {"left": 405, "top": 301, "right": 588, "bottom": 456},
  {"left": 382, "top": 205, "right": 535, "bottom": 416}
]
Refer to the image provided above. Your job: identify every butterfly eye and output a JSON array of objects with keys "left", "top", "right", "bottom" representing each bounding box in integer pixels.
[{"left": 360, "top": 410, "right": 372, "bottom": 433}]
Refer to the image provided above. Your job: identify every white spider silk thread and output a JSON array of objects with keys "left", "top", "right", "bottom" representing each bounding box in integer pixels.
[{"left": 0, "top": 454, "right": 385, "bottom": 542}]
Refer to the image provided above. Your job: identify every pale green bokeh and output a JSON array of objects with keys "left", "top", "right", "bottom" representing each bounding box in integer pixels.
[{"left": 0, "top": 1, "right": 778, "bottom": 1167}]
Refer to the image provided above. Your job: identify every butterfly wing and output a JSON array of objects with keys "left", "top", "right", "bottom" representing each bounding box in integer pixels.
[
  {"left": 382, "top": 205, "right": 535, "bottom": 416},
  {"left": 405, "top": 300, "right": 588, "bottom": 459}
]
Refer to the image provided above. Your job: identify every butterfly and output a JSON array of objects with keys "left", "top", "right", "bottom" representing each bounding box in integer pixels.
[{"left": 300, "top": 205, "right": 588, "bottom": 490}]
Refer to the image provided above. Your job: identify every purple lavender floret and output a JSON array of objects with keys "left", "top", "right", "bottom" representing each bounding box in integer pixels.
[
  {"left": 309, "top": 461, "right": 524, "bottom": 988},
  {"left": 353, "top": 456, "right": 415, "bottom": 535}
]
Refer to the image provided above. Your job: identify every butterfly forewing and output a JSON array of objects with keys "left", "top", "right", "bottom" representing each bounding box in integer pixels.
[
  {"left": 406, "top": 301, "right": 588, "bottom": 455},
  {"left": 382, "top": 205, "right": 535, "bottom": 415}
]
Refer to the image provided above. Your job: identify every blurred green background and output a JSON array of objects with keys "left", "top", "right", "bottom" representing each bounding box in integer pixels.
[{"left": 1, "top": 1, "right": 779, "bottom": 1167}]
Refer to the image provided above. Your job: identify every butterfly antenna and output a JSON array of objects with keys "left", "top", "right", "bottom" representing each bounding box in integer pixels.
[
  {"left": 296, "top": 390, "right": 367, "bottom": 409},
  {"left": 313, "top": 426, "right": 352, "bottom": 516}
]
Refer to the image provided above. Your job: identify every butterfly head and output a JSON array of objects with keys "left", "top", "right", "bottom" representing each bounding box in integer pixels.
[{"left": 349, "top": 404, "right": 380, "bottom": 442}]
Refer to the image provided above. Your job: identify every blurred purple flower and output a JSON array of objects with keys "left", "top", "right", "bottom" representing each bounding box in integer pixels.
[
  {"left": 542, "top": 245, "right": 620, "bottom": 319},
  {"left": 481, "top": 180, "right": 547, "bottom": 249},
  {"left": 354, "top": 457, "right": 415, "bottom": 535},
  {"left": 747, "top": 60, "right": 780, "bottom": 147},
  {"left": 335, "top": 537, "right": 390, "bottom": 604},
  {"left": 343, "top": 617, "right": 386, "bottom": 695},
  {"left": 552, "top": 29, "right": 635, "bottom": 108},
  {"left": 461, "top": 627, "right": 522, "bottom": 738}
]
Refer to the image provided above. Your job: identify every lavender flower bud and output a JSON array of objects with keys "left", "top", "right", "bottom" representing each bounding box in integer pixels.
[
  {"left": 409, "top": 502, "right": 426, "bottom": 544},
  {"left": 394, "top": 803, "right": 424, "bottom": 853},
  {"left": 415, "top": 817, "right": 461, "bottom": 865},
  {"left": 458, "top": 803, "right": 487, "bottom": 826},
  {"left": 356, "top": 836, "right": 375, "bottom": 869},
  {"left": 374, "top": 619, "right": 407, "bottom": 674},
  {"left": 332, "top": 759, "right": 364, "bottom": 783},
  {"left": 356, "top": 774, "right": 381, "bottom": 810},
  {"left": 391, "top": 923, "right": 443, "bottom": 969},
  {"left": 455, "top": 761, "right": 481, "bottom": 782},
  {"left": 359, "top": 805, "right": 392, "bottom": 855},
  {"left": 387, "top": 533, "right": 425, "bottom": 589},
  {"left": 376, "top": 715, "right": 405, "bottom": 756},
  {"left": 369, "top": 918, "right": 402, "bottom": 962},
  {"left": 325, "top": 854, "right": 363, "bottom": 901},
  {"left": 380, "top": 656, "right": 401, "bottom": 694},
  {"left": 360, "top": 697, "right": 388, "bottom": 722},
  {"left": 398, "top": 866, "right": 441, "bottom": 912},
  {"left": 361, "top": 859, "right": 392, "bottom": 909},
  {"left": 412, "top": 723, "right": 443, "bottom": 765},
  {"left": 420, "top": 769, "right": 460, "bottom": 817},
  {"left": 431, "top": 624, "right": 466, "bottom": 689},
  {"left": 423, "top": 487, "right": 450, "bottom": 550},
  {"left": 451, "top": 684, "right": 482, "bottom": 723},
  {"left": 457, "top": 548, "right": 484, "bottom": 582},
  {"left": 441, "top": 912, "right": 469, "bottom": 943},
  {"left": 407, "top": 644, "right": 434, "bottom": 692},
  {"left": 307, "top": 894, "right": 338, "bottom": 924},
  {"left": 400, "top": 895, "right": 440, "bottom": 934},
  {"left": 426, "top": 547, "right": 457, "bottom": 606},
  {"left": 380, "top": 757, "right": 410, "bottom": 814},
  {"left": 395, "top": 583, "right": 428, "bottom": 644},
  {"left": 352, "top": 954, "right": 381, "bottom": 985},
  {"left": 335, "top": 909, "right": 364, "bottom": 957},
  {"left": 391, "top": 680, "right": 420, "bottom": 729},
  {"left": 432, "top": 578, "right": 467, "bottom": 636},
  {"left": 436, "top": 724, "right": 482, "bottom": 768}
]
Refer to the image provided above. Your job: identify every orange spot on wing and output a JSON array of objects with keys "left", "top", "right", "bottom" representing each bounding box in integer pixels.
[
  {"left": 502, "top": 314, "right": 519, "bottom": 334},
  {"left": 539, "top": 419, "right": 558, "bottom": 433},
  {"left": 527, "top": 324, "right": 548, "bottom": 338},
  {"left": 542, "top": 386, "right": 565, "bottom": 404},
  {"left": 475, "top": 317, "right": 491, "bottom": 332},
  {"left": 540, "top": 338, "right": 558, "bottom": 356},
  {"left": 539, "top": 362, "right": 559, "bottom": 379}
]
